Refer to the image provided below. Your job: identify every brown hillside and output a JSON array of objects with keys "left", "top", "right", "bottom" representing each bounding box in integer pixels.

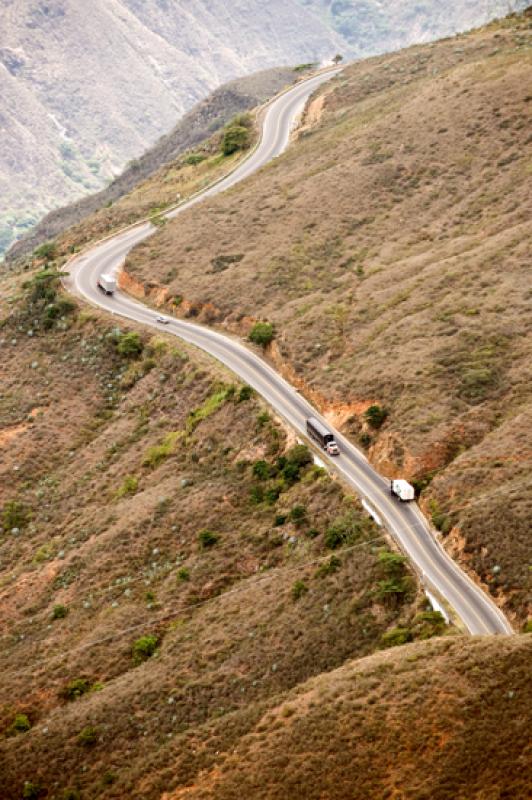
[
  {"left": 170, "top": 634, "right": 532, "bottom": 800},
  {"left": 122, "top": 13, "right": 532, "bottom": 625},
  {"left": 0, "top": 270, "right": 446, "bottom": 799}
]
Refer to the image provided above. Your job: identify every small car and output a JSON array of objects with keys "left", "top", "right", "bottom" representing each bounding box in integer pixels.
[{"left": 156, "top": 316, "right": 170, "bottom": 325}]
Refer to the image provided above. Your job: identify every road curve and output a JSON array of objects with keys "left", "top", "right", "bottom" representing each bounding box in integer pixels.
[{"left": 65, "top": 70, "right": 512, "bottom": 636}]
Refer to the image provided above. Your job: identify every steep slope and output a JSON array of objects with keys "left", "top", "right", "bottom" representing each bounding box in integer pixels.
[
  {"left": 121, "top": 12, "right": 532, "bottom": 625},
  {"left": 0, "top": 268, "right": 447, "bottom": 799},
  {"left": 5, "top": 66, "right": 300, "bottom": 263},
  {"left": 170, "top": 634, "right": 532, "bottom": 800},
  {"left": 0, "top": 0, "right": 343, "bottom": 258}
]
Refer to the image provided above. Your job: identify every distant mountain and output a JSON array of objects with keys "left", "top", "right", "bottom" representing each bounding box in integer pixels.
[
  {"left": 0, "top": 0, "right": 342, "bottom": 258},
  {"left": 300, "top": 0, "right": 530, "bottom": 55},
  {"left": 1, "top": 0, "right": 528, "bottom": 258}
]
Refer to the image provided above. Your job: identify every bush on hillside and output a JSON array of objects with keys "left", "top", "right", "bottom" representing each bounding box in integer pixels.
[
  {"left": 324, "top": 512, "right": 366, "bottom": 549},
  {"left": 292, "top": 580, "right": 309, "bottom": 600},
  {"left": 380, "top": 627, "right": 413, "bottom": 648},
  {"left": 8, "top": 713, "right": 31, "bottom": 735},
  {"left": 198, "top": 529, "right": 219, "bottom": 549},
  {"left": 132, "top": 634, "right": 159, "bottom": 665},
  {"left": 116, "top": 331, "right": 143, "bottom": 359},
  {"left": 34, "top": 241, "right": 57, "bottom": 262},
  {"left": 2, "top": 500, "right": 30, "bottom": 531},
  {"left": 61, "top": 678, "right": 92, "bottom": 701},
  {"left": 22, "top": 782, "right": 42, "bottom": 800},
  {"left": 51, "top": 604, "right": 69, "bottom": 620},
  {"left": 77, "top": 726, "right": 98, "bottom": 747},
  {"left": 222, "top": 124, "right": 251, "bottom": 156},
  {"left": 249, "top": 321, "right": 274, "bottom": 347},
  {"left": 364, "top": 404, "right": 388, "bottom": 429}
]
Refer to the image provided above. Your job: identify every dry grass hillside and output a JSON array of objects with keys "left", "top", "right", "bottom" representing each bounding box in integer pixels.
[
  {"left": 172, "top": 634, "right": 532, "bottom": 800},
  {"left": 0, "top": 269, "right": 450, "bottom": 799},
  {"left": 122, "top": 12, "right": 532, "bottom": 626}
]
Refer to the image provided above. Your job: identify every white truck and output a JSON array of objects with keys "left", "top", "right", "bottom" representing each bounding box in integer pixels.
[
  {"left": 390, "top": 479, "right": 415, "bottom": 502},
  {"left": 97, "top": 273, "right": 116, "bottom": 295}
]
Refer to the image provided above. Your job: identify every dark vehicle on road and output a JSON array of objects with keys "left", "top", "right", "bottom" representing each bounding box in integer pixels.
[{"left": 306, "top": 417, "right": 340, "bottom": 456}]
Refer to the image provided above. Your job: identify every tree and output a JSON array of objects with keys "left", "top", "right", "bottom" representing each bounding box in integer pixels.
[
  {"left": 364, "top": 404, "right": 388, "bottom": 429},
  {"left": 249, "top": 321, "right": 274, "bottom": 347},
  {"left": 116, "top": 332, "right": 143, "bottom": 358},
  {"left": 221, "top": 124, "right": 250, "bottom": 156},
  {"left": 333, "top": 54, "right": 343, "bottom": 65}
]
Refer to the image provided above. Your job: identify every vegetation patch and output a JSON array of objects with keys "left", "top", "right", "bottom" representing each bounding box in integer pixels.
[
  {"left": 131, "top": 635, "right": 159, "bottom": 666},
  {"left": 249, "top": 321, "right": 275, "bottom": 347}
]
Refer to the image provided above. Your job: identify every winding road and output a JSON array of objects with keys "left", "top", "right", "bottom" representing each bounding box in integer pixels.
[{"left": 64, "top": 70, "right": 512, "bottom": 636}]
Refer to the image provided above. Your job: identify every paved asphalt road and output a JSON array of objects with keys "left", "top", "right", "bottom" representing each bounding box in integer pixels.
[{"left": 65, "top": 70, "right": 512, "bottom": 635}]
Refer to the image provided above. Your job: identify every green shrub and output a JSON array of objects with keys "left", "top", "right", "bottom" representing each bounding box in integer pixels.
[
  {"left": 78, "top": 726, "right": 98, "bottom": 747},
  {"left": 177, "top": 567, "right": 190, "bottom": 582},
  {"left": 257, "top": 411, "right": 270, "bottom": 427},
  {"left": 61, "top": 678, "right": 92, "bottom": 701},
  {"left": 185, "top": 385, "right": 232, "bottom": 434},
  {"left": 9, "top": 713, "right": 31, "bottom": 735},
  {"left": 61, "top": 790, "right": 81, "bottom": 800},
  {"left": 34, "top": 241, "right": 57, "bottom": 262},
  {"left": 292, "top": 580, "right": 309, "bottom": 601},
  {"left": 286, "top": 444, "right": 312, "bottom": 467},
  {"left": 364, "top": 404, "right": 388, "bottom": 429},
  {"left": 2, "top": 500, "right": 30, "bottom": 531},
  {"left": 380, "top": 627, "right": 413, "bottom": 648},
  {"left": 132, "top": 634, "right": 159, "bottom": 665},
  {"left": 274, "top": 514, "right": 287, "bottom": 527},
  {"left": 376, "top": 577, "right": 412, "bottom": 606},
  {"left": 430, "top": 501, "right": 452, "bottom": 534},
  {"left": 289, "top": 504, "right": 307, "bottom": 524},
  {"left": 378, "top": 550, "right": 407, "bottom": 577},
  {"left": 280, "top": 461, "right": 300, "bottom": 484},
  {"left": 324, "top": 512, "right": 365, "bottom": 549},
  {"left": 264, "top": 486, "right": 281, "bottom": 505},
  {"left": 116, "top": 332, "right": 143, "bottom": 359},
  {"left": 315, "top": 555, "right": 341, "bottom": 578},
  {"left": 198, "top": 529, "right": 219, "bottom": 549},
  {"left": 238, "top": 385, "right": 253, "bottom": 402},
  {"left": 252, "top": 460, "right": 271, "bottom": 480},
  {"left": 115, "top": 475, "right": 138, "bottom": 498},
  {"left": 249, "top": 321, "right": 274, "bottom": 347},
  {"left": 51, "top": 604, "right": 69, "bottom": 620},
  {"left": 142, "top": 431, "right": 180, "bottom": 468},
  {"left": 221, "top": 115, "right": 252, "bottom": 156},
  {"left": 360, "top": 432, "right": 372, "bottom": 448},
  {"left": 294, "top": 62, "right": 317, "bottom": 72},
  {"left": 184, "top": 153, "right": 206, "bottom": 166},
  {"left": 413, "top": 610, "right": 447, "bottom": 640},
  {"left": 22, "top": 782, "right": 42, "bottom": 800}
]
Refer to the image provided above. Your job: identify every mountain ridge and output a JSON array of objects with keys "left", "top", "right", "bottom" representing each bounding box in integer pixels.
[{"left": 2, "top": 0, "right": 529, "bottom": 258}]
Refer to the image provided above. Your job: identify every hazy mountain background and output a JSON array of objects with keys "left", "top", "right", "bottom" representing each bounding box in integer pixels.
[{"left": 0, "top": 0, "right": 528, "bottom": 258}]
